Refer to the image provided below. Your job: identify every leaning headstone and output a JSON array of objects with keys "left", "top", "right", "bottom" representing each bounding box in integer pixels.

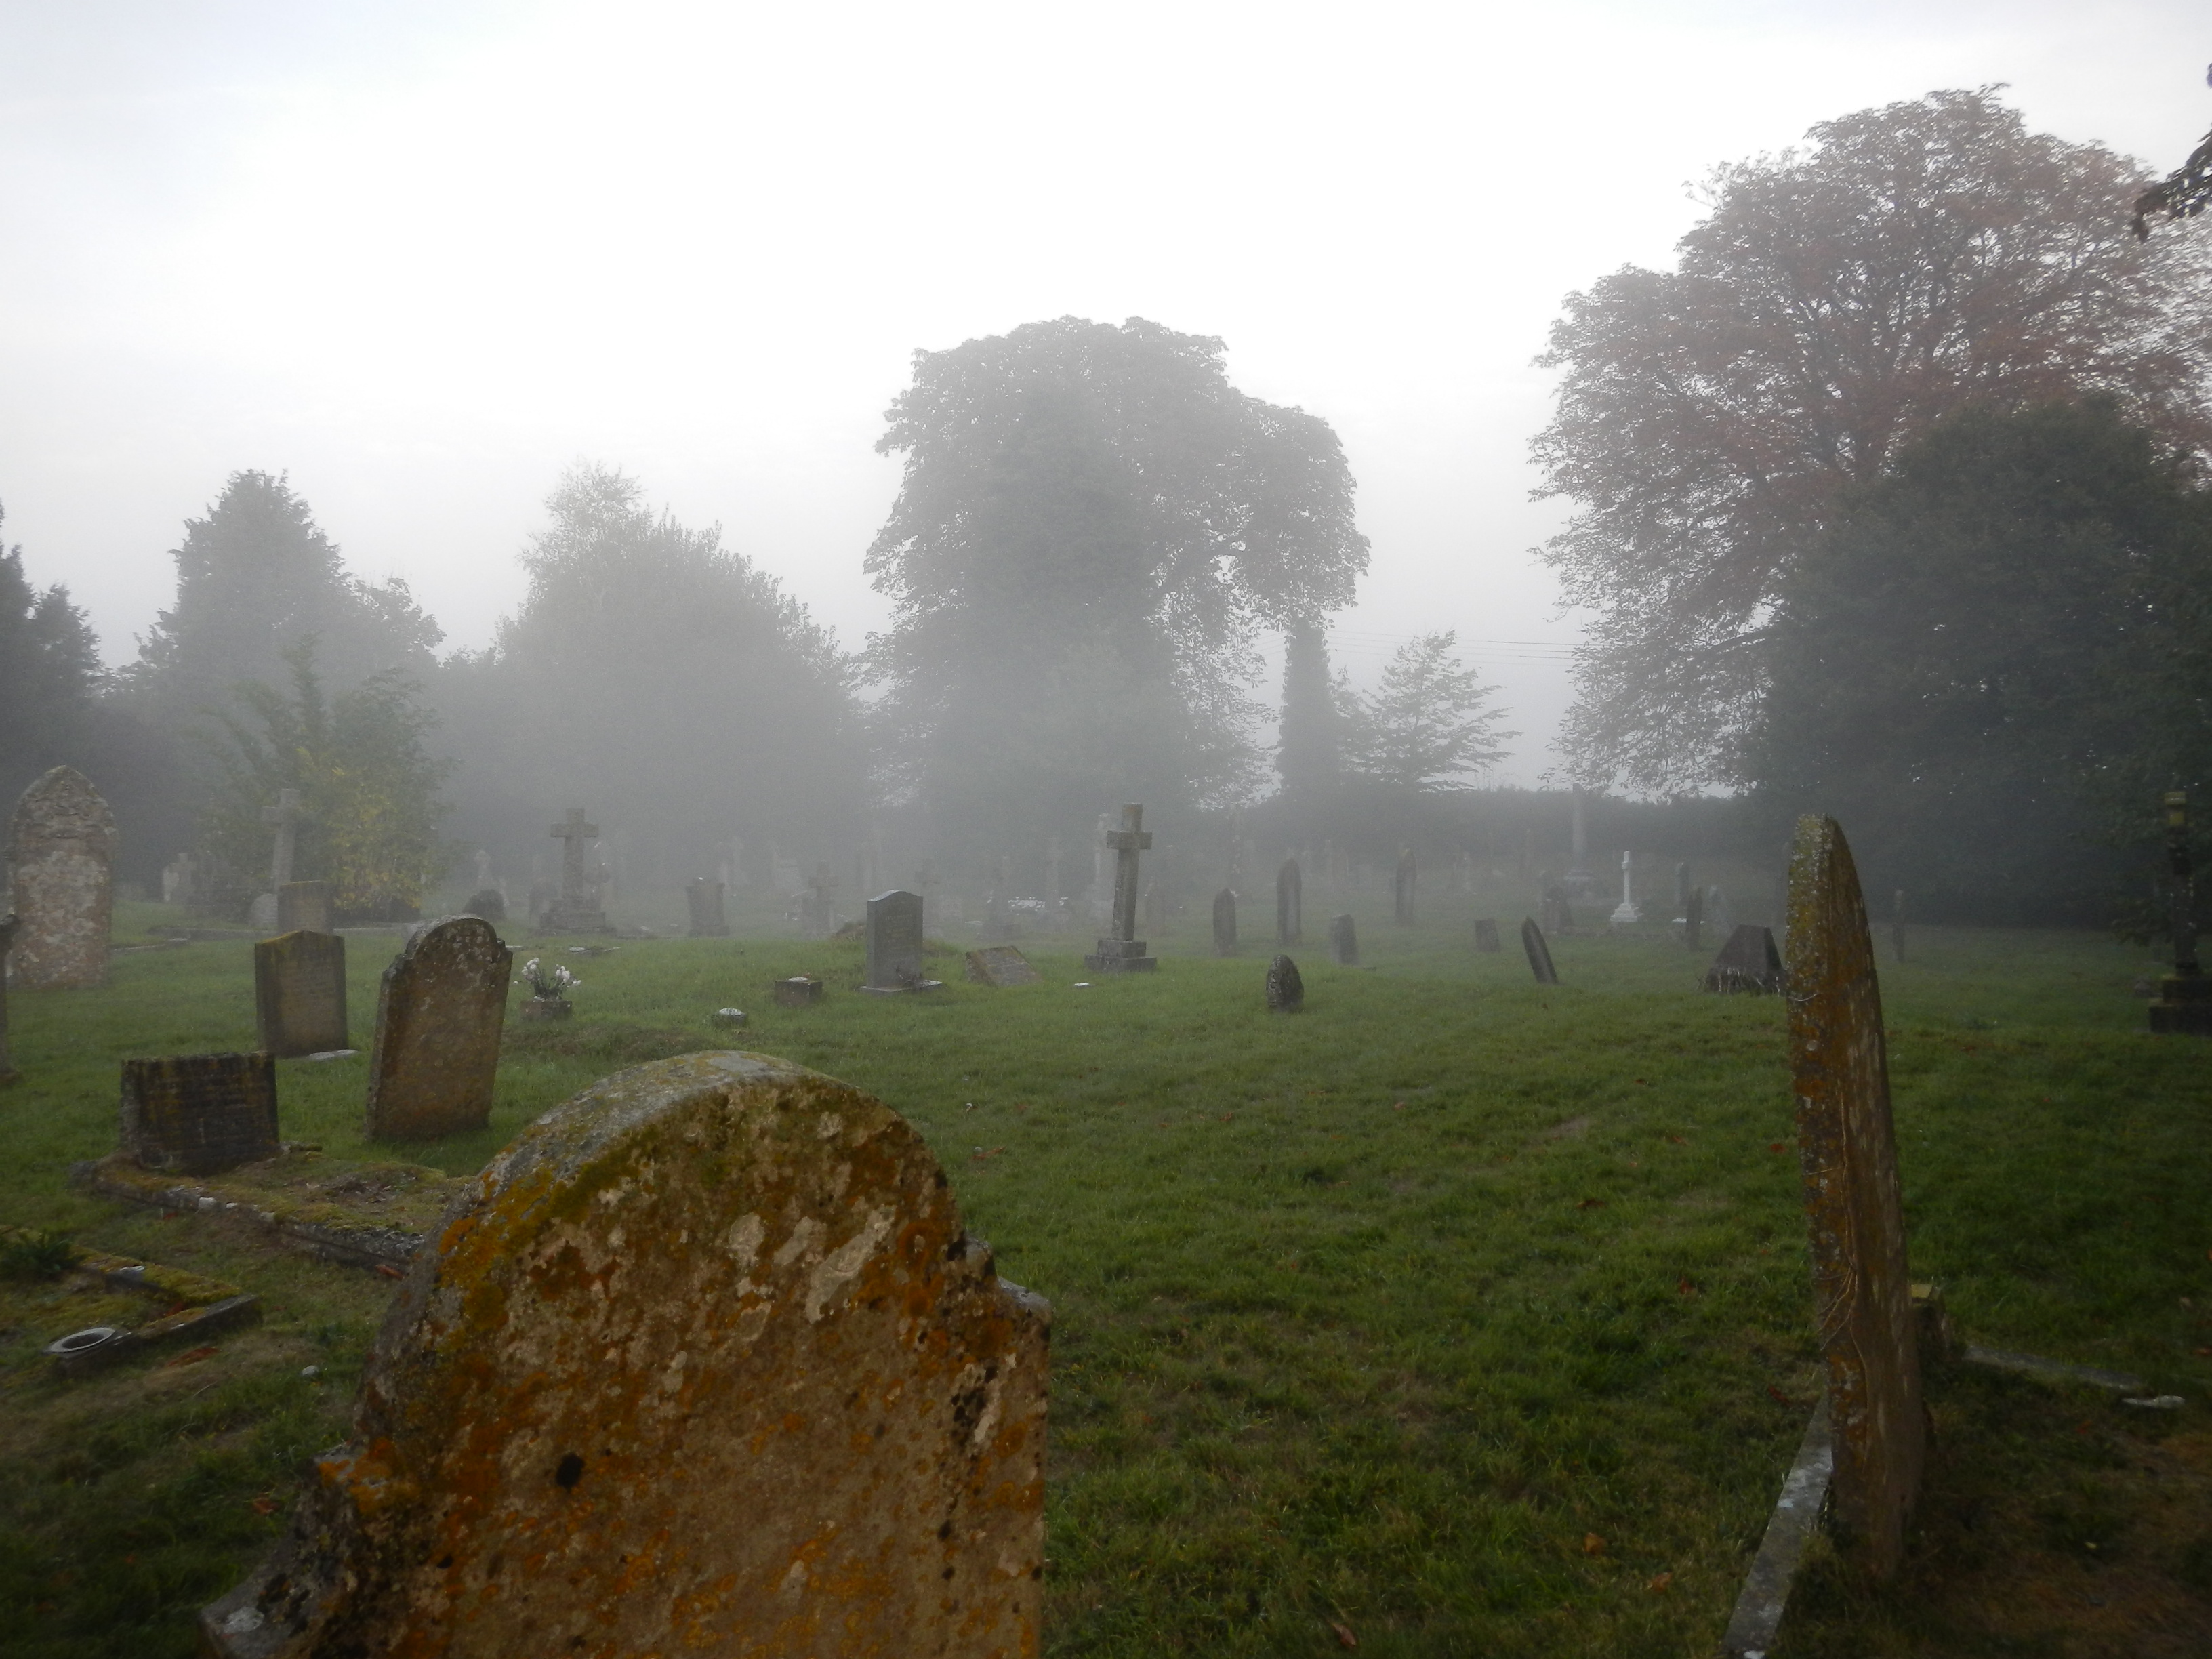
[
  {"left": 1473, "top": 918, "right": 1500, "bottom": 953},
  {"left": 863, "top": 890, "right": 938, "bottom": 991},
  {"left": 1784, "top": 815, "right": 1923, "bottom": 1578},
  {"left": 1212, "top": 886, "right": 1237, "bottom": 956},
  {"left": 1521, "top": 917, "right": 1559, "bottom": 985},
  {"left": 543, "top": 808, "right": 611, "bottom": 933},
  {"left": 1085, "top": 804, "right": 1157, "bottom": 972},
  {"left": 120, "top": 1052, "right": 279, "bottom": 1176},
  {"left": 1265, "top": 954, "right": 1304, "bottom": 1012},
  {"left": 1393, "top": 848, "right": 1416, "bottom": 924},
  {"left": 0, "top": 914, "right": 18, "bottom": 1085},
  {"left": 254, "top": 930, "right": 349, "bottom": 1058},
  {"left": 686, "top": 876, "right": 729, "bottom": 938},
  {"left": 7, "top": 765, "right": 116, "bottom": 989},
  {"left": 199, "top": 1052, "right": 1050, "bottom": 1658},
  {"left": 1276, "top": 857, "right": 1302, "bottom": 945},
  {"left": 363, "top": 917, "right": 513, "bottom": 1141},
  {"left": 1327, "top": 913, "right": 1357, "bottom": 966},
  {"left": 276, "top": 880, "right": 333, "bottom": 935},
  {"left": 1704, "top": 924, "right": 1786, "bottom": 994},
  {"left": 964, "top": 946, "right": 1041, "bottom": 987}
]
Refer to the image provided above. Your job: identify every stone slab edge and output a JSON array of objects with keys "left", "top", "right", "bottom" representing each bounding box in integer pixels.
[
  {"left": 1716, "top": 1394, "right": 1832, "bottom": 1659},
  {"left": 70, "top": 1158, "right": 426, "bottom": 1269},
  {"left": 1961, "top": 1343, "right": 2144, "bottom": 1393}
]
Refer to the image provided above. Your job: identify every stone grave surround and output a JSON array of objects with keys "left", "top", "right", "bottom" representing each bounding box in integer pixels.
[
  {"left": 7, "top": 764, "right": 117, "bottom": 989},
  {"left": 201, "top": 1052, "right": 1049, "bottom": 1659}
]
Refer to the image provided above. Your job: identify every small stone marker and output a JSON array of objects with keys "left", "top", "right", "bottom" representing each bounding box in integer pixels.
[
  {"left": 686, "top": 876, "right": 729, "bottom": 938},
  {"left": 1327, "top": 912, "right": 1357, "bottom": 966},
  {"left": 1784, "top": 815, "right": 1923, "bottom": 1578},
  {"left": 363, "top": 918, "right": 513, "bottom": 1141},
  {"left": 254, "top": 930, "right": 349, "bottom": 1058},
  {"left": 1473, "top": 918, "right": 1500, "bottom": 953},
  {"left": 710, "top": 1007, "right": 747, "bottom": 1028},
  {"left": 1085, "top": 804, "right": 1158, "bottom": 972},
  {"left": 121, "top": 1052, "right": 279, "bottom": 1176},
  {"left": 1265, "top": 954, "right": 1304, "bottom": 1012},
  {"left": 7, "top": 765, "right": 117, "bottom": 989},
  {"left": 863, "top": 890, "right": 938, "bottom": 991},
  {"left": 964, "top": 946, "right": 1040, "bottom": 987},
  {"left": 276, "top": 880, "right": 333, "bottom": 935},
  {"left": 544, "top": 808, "right": 611, "bottom": 933},
  {"left": 1521, "top": 917, "right": 1558, "bottom": 985},
  {"left": 1276, "top": 857, "right": 1302, "bottom": 945},
  {"left": 1212, "top": 886, "right": 1237, "bottom": 956},
  {"left": 0, "top": 914, "right": 16, "bottom": 1084},
  {"left": 1393, "top": 848, "right": 1415, "bottom": 924},
  {"left": 199, "top": 1052, "right": 1050, "bottom": 1658},
  {"left": 1704, "top": 924, "right": 1785, "bottom": 994},
  {"left": 772, "top": 975, "right": 825, "bottom": 1006}
]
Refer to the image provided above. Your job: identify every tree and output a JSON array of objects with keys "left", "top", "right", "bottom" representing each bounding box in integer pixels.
[
  {"left": 2134, "top": 65, "right": 2212, "bottom": 237},
  {"left": 0, "top": 508, "right": 104, "bottom": 785},
  {"left": 1275, "top": 619, "right": 1343, "bottom": 811},
  {"left": 1749, "top": 398, "right": 2212, "bottom": 922},
  {"left": 1532, "top": 87, "right": 2212, "bottom": 793},
  {"left": 1341, "top": 632, "right": 1515, "bottom": 792},
  {"left": 867, "top": 316, "right": 1368, "bottom": 859}
]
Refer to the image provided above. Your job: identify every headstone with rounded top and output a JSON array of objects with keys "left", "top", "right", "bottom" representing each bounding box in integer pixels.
[
  {"left": 7, "top": 766, "right": 116, "bottom": 989},
  {"left": 1327, "top": 913, "right": 1357, "bottom": 966},
  {"left": 363, "top": 917, "right": 513, "bottom": 1141},
  {"left": 1265, "top": 954, "right": 1304, "bottom": 1012}
]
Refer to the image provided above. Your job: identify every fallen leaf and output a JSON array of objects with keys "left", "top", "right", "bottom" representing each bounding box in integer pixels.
[
  {"left": 1581, "top": 1532, "right": 1606, "bottom": 1556},
  {"left": 1677, "top": 1276, "right": 1699, "bottom": 1296},
  {"left": 1576, "top": 1197, "right": 1606, "bottom": 1210},
  {"left": 374, "top": 1263, "right": 404, "bottom": 1280},
  {"left": 2074, "top": 1421, "right": 2094, "bottom": 1435},
  {"left": 250, "top": 1495, "right": 281, "bottom": 1515},
  {"left": 1646, "top": 1572, "right": 1673, "bottom": 1593},
  {"left": 1769, "top": 1141, "right": 1788, "bottom": 1154},
  {"left": 2193, "top": 1347, "right": 2211, "bottom": 1357},
  {"left": 1666, "top": 1134, "right": 1687, "bottom": 1145},
  {"left": 1766, "top": 1384, "right": 1798, "bottom": 1407},
  {"left": 1392, "top": 1101, "right": 1405, "bottom": 1111},
  {"left": 1218, "top": 1113, "right": 1233, "bottom": 1123},
  {"left": 161, "top": 1345, "right": 218, "bottom": 1369},
  {"left": 1330, "top": 1621, "right": 1359, "bottom": 1649}
]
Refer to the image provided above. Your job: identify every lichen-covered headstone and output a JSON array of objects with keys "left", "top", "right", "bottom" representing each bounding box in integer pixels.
[
  {"left": 364, "top": 918, "right": 512, "bottom": 1141},
  {"left": 1785, "top": 815, "right": 1923, "bottom": 1579},
  {"left": 1327, "top": 912, "right": 1357, "bottom": 966},
  {"left": 276, "top": 880, "right": 333, "bottom": 935},
  {"left": 863, "top": 889, "right": 928, "bottom": 991},
  {"left": 121, "top": 1052, "right": 279, "bottom": 1176},
  {"left": 1473, "top": 918, "right": 1500, "bottom": 954},
  {"left": 1212, "top": 886, "right": 1237, "bottom": 956},
  {"left": 1520, "top": 917, "right": 1557, "bottom": 985},
  {"left": 201, "top": 1052, "right": 1050, "bottom": 1659},
  {"left": 7, "top": 765, "right": 116, "bottom": 989},
  {"left": 1265, "top": 954, "right": 1303, "bottom": 1012},
  {"left": 255, "top": 930, "right": 349, "bottom": 1058}
]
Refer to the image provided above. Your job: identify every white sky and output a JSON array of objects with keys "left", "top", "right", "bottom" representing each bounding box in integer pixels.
[{"left": 3, "top": 0, "right": 2207, "bottom": 785}]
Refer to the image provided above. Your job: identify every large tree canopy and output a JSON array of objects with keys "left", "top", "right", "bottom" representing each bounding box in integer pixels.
[
  {"left": 1533, "top": 87, "right": 2211, "bottom": 792},
  {"left": 867, "top": 316, "right": 1368, "bottom": 859}
]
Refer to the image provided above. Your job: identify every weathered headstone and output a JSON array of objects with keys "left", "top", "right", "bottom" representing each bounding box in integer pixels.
[
  {"left": 964, "top": 945, "right": 1041, "bottom": 987},
  {"left": 1276, "top": 856, "right": 1302, "bottom": 945},
  {"left": 0, "top": 914, "right": 18, "bottom": 1085},
  {"left": 1266, "top": 954, "right": 1304, "bottom": 1012},
  {"left": 773, "top": 975, "right": 826, "bottom": 1006},
  {"left": 463, "top": 886, "right": 506, "bottom": 923},
  {"left": 1704, "top": 924, "right": 1786, "bottom": 994},
  {"left": 254, "top": 930, "right": 349, "bottom": 1058},
  {"left": 1784, "top": 815, "right": 1923, "bottom": 1578},
  {"left": 1393, "top": 848, "right": 1415, "bottom": 924},
  {"left": 1473, "top": 918, "right": 1500, "bottom": 953},
  {"left": 1085, "top": 804, "right": 1157, "bottom": 972},
  {"left": 1610, "top": 849, "right": 1641, "bottom": 927},
  {"left": 864, "top": 890, "right": 937, "bottom": 991},
  {"left": 1684, "top": 884, "right": 1704, "bottom": 952},
  {"left": 200, "top": 1052, "right": 1050, "bottom": 1658},
  {"left": 121, "top": 1052, "right": 279, "bottom": 1176},
  {"left": 276, "top": 880, "right": 333, "bottom": 935},
  {"left": 7, "top": 765, "right": 116, "bottom": 989},
  {"left": 544, "top": 808, "right": 611, "bottom": 933},
  {"left": 1521, "top": 917, "right": 1558, "bottom": 985},
  {"left": 1327, "top": 913, "right": 1357, "bottom": 966},
  {"left": 363, "top": 917, "right": 513, "bottom": 1141},
  {"left": 686, "top": 876, "right": 729, "bottom": 938},
  {"left": 1212, "top": 887, "right": 1237, "bottom": 956}
]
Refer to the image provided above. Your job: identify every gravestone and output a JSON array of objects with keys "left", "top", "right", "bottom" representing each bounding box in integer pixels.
[
  {"left": 1276, "top": 857, "right": 1302, "bottom": 945},
  {"left": 1473, "top": 918, "right": 1500, "bottom": 953},
  {"left": 162, "top": 851, "right": 196, "bottom": 907},
  {"left": 200, "top": 1052, "right": 1049, "bottom": 1659},
  {"left": 1521, "top": 917, "right": 1559, "bottom": 985},
  {"left": 544, "top": 808, "right": 611, "bottom": 933},
  {"left": 1784, "top": 815, "right": 1923, "bottom": 1578},
  {"left": 1085, "top": 804, "right": 1157, "bottom": 972},
  {"left": 773, "top": 975, "right": 825, "bottom": 1006},
  {"left": 463, "top": 886, "right": 506, "bottom": 922},
  {"left": 686, "top": 876, "right": 729, "bottom": 938},
  {"left": 1393, "top": 848, "right": 1415, "bottom": 924},
  {"left": 1706, "top": 884, "right": 1734, "bottom": 937},
  {"left": 1327, "top": 913, "right": 1357, "bottom": 966},
  {"left": 966, "top": 945, "right": 1041, "bottom": 987},
  {"left": 276, "top": 880, "right": 333, "bottom": 935},
  {"left": 7, "top": 765, "right": 117, "bottom": 988},
  {"left": 121, "top": 1052, "right": 279, "bottom": 1176},
  {"left": 1212, "top": 887, "right": 1237, "bottom": 956},
  {"left": 1266, "top": 954, "right": 1304, "bottom": 1012},
  {"left": 1684, "top": 884, "right": 1704, "bottom": 952},
  {"left": 473, "top": 848, "right": 493, "bottom": 890},
  {"left": 1704, "top": 925, "right": 1785, "bottom": 994},
  {"left": 254, "top": 930, "right": 349, "bottom": 1058},
  {"left": 363, "top": 917, "right": 513, "bottom": 1141},
  {"left": 1675, "top": 860, "right": 1691, "bottom": 919},
  {"left": 0, "top": 914, "right": 18, "bottom": 1085},
  {"left": 1045, "top": 836, "right": 1063, "bottom": 917},
  {"left": 1610, "top": 850, "right": 1641, "bottom": 927},
  {"left": 863, "top": 890, "right": 937, "bottom": 992}
]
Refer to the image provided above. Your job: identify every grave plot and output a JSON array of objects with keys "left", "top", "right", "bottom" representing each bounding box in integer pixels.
[{"left": 0, "top": 1225, "right": 259, "bottom": 1378}]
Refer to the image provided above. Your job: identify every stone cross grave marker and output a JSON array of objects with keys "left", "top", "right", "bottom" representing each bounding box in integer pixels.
[
  {"left": 1328, "top": 912, "right": 1358, "bottom": 966},
  {"left": 544, "top": 808, "right": 610, "bottom": 933},
  {"left": 7, "top": 765, "right": 116, "bottom": 989},
  {"left": 254, "top": 930, "right": 349, "bottom": 1057},
  {"left": 1610, "top": 850, "right": 1641, "bottom": 927},
  {"left": 262, "top": 787, "right": 306, "bottom": 889},
  {"left": 0, "top": 914, "right": 19, "bottom": 1085},
  {"left": 201, "top": 1052, "right": 1050, "bottom": 1658},
  {"left": 864, "top": 890, "right": 937, "bottom": 991},
  {"left": 363, "top": 917, "right": 513, "bottom": 1141},
  {"left": 966, "top": 945, "right": 1041, "bottom": 987},
  {"left": 276, "top": 880, "right": 333, "bottom": 935},
  {"left": 121, "top": 1052, "right": 279, "bottom": 1176},
  {"left": 1474, "top": 918, "right": 1500, "bottom": 953},
  {"left": 1265, "top": 954, "right": 1304, "bottom": 1012},
  {"left": 1704, "top": 924, "right": 1785, "bottom": 994},
  {"left": 1393, "top": 848, "right": 1416, "bottom": 924},
  {"left": 1085, "top": 804, "right": 1157, "bottom": 972},
  {"left": 686, "top": 876, "right": 729, "bottom": 937},
  {"left": 1212, "top": 886, "right": 1237, "bottom": 956},
  {"left": 1521, "top": 917, "right": 1559, "bottom": 985},
  {"left": 1784, "top": 815, "right": 1923, "bottom": 1579},
  {"left": 1277, "top": 856, "right": 1302, "bottom": 945}
]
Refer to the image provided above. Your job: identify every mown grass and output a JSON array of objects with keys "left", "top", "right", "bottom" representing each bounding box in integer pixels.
[{"left": 1, "top": 888, "right": 2207, "bottom": 1655}]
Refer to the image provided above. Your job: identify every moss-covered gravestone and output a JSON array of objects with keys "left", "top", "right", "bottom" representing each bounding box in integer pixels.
[
  {"left": 121, "top": 1052, "right": 279, "bottom": 1176},
  {"left": 364, "top": 917, "right": 512, "bottom": 1141},
  {"left": 254, "top": 930, "right": 348, "bottom": 1057},
  {"left": 202, "top": 1052, "right": 1050, "bottom": 1659}
]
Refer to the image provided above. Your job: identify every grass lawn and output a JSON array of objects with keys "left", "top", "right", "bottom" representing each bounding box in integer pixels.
[{"left": 2, "top": 888, "right": 2209, "bottom": 1655}]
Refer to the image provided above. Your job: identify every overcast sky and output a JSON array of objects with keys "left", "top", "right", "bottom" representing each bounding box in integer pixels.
[{"left": 3, "top": 1, "right": 2206, "bottom": 785}]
